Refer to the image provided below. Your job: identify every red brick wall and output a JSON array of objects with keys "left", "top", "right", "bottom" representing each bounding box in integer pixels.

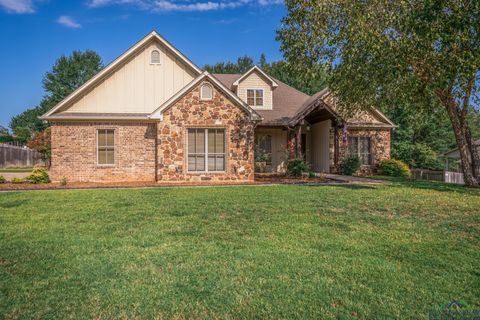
[
  {"left": 50, "top": 122, "right": 156, "bottom": 182},
  {"left": 157, "top": 80, "right": 255, "bottom": 182}
]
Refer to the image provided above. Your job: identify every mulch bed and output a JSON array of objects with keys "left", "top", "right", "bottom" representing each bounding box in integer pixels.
[{"left": 0, "top": 174, "right": 343, "bottom": 191}]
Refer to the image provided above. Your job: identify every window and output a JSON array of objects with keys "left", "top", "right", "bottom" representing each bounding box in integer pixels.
[
  {"left": 97, "top": 129, "right": 115, "bottom": 165},
  {"left": 254, "top": 134, "right": 272, "bottom": 166},
  {"left": 247, "top": 89, "right": 264, "bottom": 106},
  {"left": 200, "top": 83, "right": 213, "bottom": 100},
  {"left": 151, "top": 50, "right": 160, "bottom": 64},
  {"left": 188, "top": 128, "right": 225, "bottom": 172},
  {"left": 348, "top": 136, "right": 372, "bottom": 165}
]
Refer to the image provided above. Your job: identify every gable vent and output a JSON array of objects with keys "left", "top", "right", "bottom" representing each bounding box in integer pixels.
[
  {"left": 151, "top": 50, "right": 160, "bottom": 64},
  {"left": 200, "top": 83, "right": 213, "bottom": 100}
]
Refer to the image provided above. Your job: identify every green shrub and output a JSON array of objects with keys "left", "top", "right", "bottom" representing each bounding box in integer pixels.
[
  {"left": 392, "top": 142, "right": 442, "bottom": 170},
  {"left": 11, "top": 177, "right": 24, "bottom": 184},
  {"left": 0, "top": 175, "right": 5, "bottom": 184},
  {"left": 308, "top": 171, "right": 316, "bottom": 178},
  {"left": 60, "top": 176, "right": 68, "bottom": 186},
  {"left": 26, "top": 167, "right": 50, "bottom": 184},
  {"left": 379, "top": 159, "right": 411, "bottom": 177},
  {"left": 286, "top": 158, "right": 307, "bottom": 177},
  {"left": 339, "top": 156, "right": 361, "bottom": 175}
]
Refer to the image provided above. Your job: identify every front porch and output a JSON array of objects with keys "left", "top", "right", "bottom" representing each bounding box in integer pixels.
[{"left": 254, "top": 106, "right": 341, "bottom": 174}]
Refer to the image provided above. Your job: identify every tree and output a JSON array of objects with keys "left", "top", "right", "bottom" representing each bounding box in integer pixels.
[
  {"left": 277, "top": 0, "right": 480, "bottom": 186},
  {"left": 10, "top": 50, "right": 103, "bottom": 142},
  {"left": 26, "top": 128, "right": 51, "bottom": 167}
]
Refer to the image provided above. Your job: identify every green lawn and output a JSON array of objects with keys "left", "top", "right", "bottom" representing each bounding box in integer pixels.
[
  {"left": 1, "top": 181, "right": 479, "bottom": 319},
  {"left": 0, "top": 168, "right": 33, "bottom": 173}
]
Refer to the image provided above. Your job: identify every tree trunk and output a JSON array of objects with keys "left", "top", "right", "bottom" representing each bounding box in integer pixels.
[{"left": 442, "top": 95, "right": 479, "bottom": 187}]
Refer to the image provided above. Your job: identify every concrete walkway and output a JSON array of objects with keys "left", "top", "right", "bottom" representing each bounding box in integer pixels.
[{"left": 1, "top": 172, "right": 30, "bottom": 181}]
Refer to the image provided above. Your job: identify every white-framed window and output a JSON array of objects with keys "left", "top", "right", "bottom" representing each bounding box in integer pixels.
[
  {"left": 200, "top": 83, "right": 213, "bottom": 100},
  {"left": 187, "top": 128, "right": 226, "bottom": 172},
  {"left": 348, "top": 136, "right": 372, "bottom": 165},
  {"left": 151, "top": 50, "right": 160, "bottom": 64},
  {"left": 247, "top": 89, "right": 264, "bottom": 106},
  {"left": 97, "top": 129, "right": 115, "bottom": 165}
]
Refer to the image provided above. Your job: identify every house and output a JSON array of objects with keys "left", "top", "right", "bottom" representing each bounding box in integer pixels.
[
  {"left": 442, "top": 139, "right": 480, "bottom": 171},
  {"left": 40, "top": 31, "right": 395, "bottom": 183}
]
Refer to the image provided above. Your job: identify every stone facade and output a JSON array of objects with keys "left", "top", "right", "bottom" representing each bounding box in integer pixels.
[
  {"left": 157, "top": 80, "right": 255, "bottom": 182},
  {"left": 330, "top": 127, "right": 391, "bottom": 172},
  {"left": 50, "top": 122, "right": 157, "bottom": 182}
]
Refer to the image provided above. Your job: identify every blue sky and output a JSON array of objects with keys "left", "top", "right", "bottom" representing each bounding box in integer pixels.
[{"left": 0, "top": 0, "right": 286, "bottom": 128}]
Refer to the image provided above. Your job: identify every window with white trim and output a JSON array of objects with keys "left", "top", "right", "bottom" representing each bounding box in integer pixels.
[
  {"left": 97, "top": 129, "right": 115, "bottom": 165},
  {"left": 188, "top": 128, "right": 225, "bottom": 172},
  {"left": 200, "top": 83, "right": 213, "bottom": 100},
  {"left": 151, "top": 50, "right": 160, "bottom": 64},
  {"left": 348, "top": 136, "right": 372, "bottom": 165},
  {"left": 247, "top": 89, "right": 263, "bottom": 106}
]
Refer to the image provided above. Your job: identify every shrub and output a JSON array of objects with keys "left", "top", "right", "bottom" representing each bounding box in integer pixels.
[
  {"left": 392, "top": 142, "right": 442, "bottom": 170},
  {"left": 339, "top": 156, "right": 361, "bottom": 175},
  {"left": 60, "top": 176, "right": 68, "bottom": 186},
  {"left": 379, "top": 159, "right": 411, "bottom": 177},
  {"left": 0, "top": 176, "right": 5, "bottom": 184},
  {"left": 308, "top": 171, "right": 316, "bottom": 178},
  {"left": 286, "top": 158, "right": 307, "bottom": 177},
  {"left": 11, "top": 177, "right": 24, "bottom": 184},
  {"left": 26, "top": 167, "right": 51, "bottom": 184}
]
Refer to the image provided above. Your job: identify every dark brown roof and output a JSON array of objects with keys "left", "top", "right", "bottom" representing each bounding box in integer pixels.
[{"left": 213, "top": 73, "right": 311, "bottom": 126}]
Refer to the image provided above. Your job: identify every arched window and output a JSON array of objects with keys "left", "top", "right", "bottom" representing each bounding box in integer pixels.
[
  {"left": 200, "top": 83, "right": 213, "bottom": 100},
  {"left": 151, "top": 50, "right": 160, "bottom": 64}
]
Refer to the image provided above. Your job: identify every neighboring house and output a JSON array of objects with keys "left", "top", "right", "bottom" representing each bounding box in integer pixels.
[
  {"left": 40, "top": 31, "right": 395, "bottom": 182},
  {"left": 442, "top": 139, "right": 480, "bottom": 171}
]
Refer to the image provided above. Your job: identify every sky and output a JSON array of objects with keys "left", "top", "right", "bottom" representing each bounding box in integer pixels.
[{"left": 0, "top": 0, "right": 286, "bottom": 129}]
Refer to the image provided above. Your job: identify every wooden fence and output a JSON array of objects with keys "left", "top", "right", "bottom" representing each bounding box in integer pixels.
[
  {"left": 0, "top": 143, "right": 44, "bottom": 168},
  {"left": 411, "top": 169, "right": 445, "bottom": 182},
  {"left": 411, "top": 168, "right": 467, "bottom": 185}
]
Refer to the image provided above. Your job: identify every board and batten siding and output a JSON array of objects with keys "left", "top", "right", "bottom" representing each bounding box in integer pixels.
[
  {"left": 67, "top": 41, "right": 196, "bottom": 114},
  {"left": 310, "top": 120, "right": 331, "bottom": 173},
  {"left": 236, "top": 71, "right": 274, "bottom": 110}
]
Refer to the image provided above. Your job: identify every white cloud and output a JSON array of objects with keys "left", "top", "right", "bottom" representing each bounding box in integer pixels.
[
  {"left": 0, "top": 0, "right": 34, "bottom": 13},
  {"left": 57, "top": 15, "right": 82, "bottom": 28},
  {"left": 86, "top": 0, "right": 280, "bottom": 12}
]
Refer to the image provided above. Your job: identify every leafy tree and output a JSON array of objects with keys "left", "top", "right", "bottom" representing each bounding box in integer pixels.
[
  {"left": 0, "top": 126, "right": 13, "bottom": 143},
  {"left": 26, "top": 128, "right": 51, "bottom": 166},
  {"left": 10, "top": 50, "right": 103, "bottom": 143},
  {"left": 278, "top": 0, "right": 480, "bottom": 186}
]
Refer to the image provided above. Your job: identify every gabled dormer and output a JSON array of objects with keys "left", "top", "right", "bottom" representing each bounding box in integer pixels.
[{"left": 233, "top": 66, "right": 278, "bottom": 110}]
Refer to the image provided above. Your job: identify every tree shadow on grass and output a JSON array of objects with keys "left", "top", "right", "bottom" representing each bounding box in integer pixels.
[{"left": 371, "top": 176, "right": 480, "bottom": 195}]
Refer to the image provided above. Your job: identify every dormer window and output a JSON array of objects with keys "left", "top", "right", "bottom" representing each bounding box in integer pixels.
[
  {"left": 200, "top": 83, "right": 213, "bottom": 100},
  {"left": 151, "top": 50, "right": 160, "bottom": 64},
  {"left": 247, "top": 89, "right": 263, "bottom": 106}
]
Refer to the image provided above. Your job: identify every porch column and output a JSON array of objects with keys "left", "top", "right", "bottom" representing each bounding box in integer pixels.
[{"left": 296, "top": 126, "right": 302, "bottom": 158}]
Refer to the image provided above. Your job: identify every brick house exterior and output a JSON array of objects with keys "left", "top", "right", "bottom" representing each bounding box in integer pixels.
[{"left": 41, "top": 31, "right": 395, "bottom": 183}]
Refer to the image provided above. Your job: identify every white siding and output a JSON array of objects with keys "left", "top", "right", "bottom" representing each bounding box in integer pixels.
[
  {"left": 311, "top": 120, "right": 331, "bottom": 173},
  {"left": 236, "top": 71, "right": 274, "bottom": 110},
  {"left": 66, "top": 40, "right": 196, "bottom": 114}
]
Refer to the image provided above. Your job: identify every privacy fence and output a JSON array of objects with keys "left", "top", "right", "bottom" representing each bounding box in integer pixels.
[
  {"left": 0, "top": 143, "right": 44, "bottom": 168},
  {"left": 411, "top": 168, "right": 470, "bottom": 185}
]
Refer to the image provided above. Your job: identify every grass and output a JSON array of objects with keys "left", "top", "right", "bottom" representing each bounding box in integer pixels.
[
  {"left": 0, "top": 168, "right": 33, "bottom": 173},
  {"left": 0, "top": 180, "right": 479, "bottom": 319}
]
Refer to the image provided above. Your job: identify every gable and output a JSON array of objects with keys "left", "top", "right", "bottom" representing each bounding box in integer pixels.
[
  {"left": 150, "top": 72, "right": 261, "bottom": 121},
  {"left": 41, "top": 31, "right": 201, "bottom": 119},
  {"left": 236, "top": 70, "right": 274, "bottom": 110}
]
